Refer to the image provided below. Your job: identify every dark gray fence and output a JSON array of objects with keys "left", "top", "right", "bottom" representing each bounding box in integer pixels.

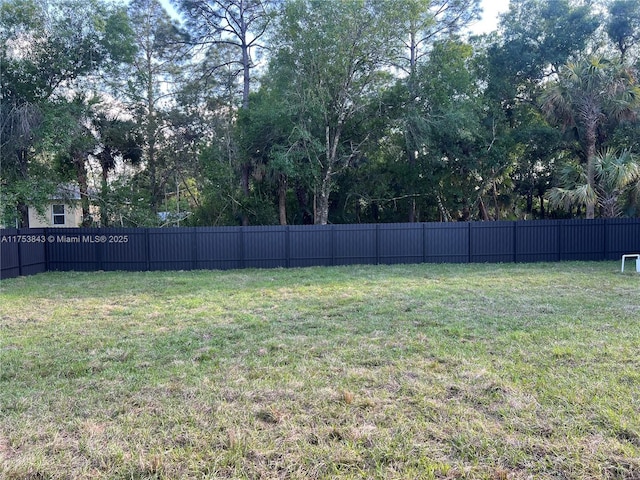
[
  {"left": 2, "top": 219, "right": 639, "bottom": 280},
  {"left": 0, "top": 228, "right": 48, "bottom": 279}
]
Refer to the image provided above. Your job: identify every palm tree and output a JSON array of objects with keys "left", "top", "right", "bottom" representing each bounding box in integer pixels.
[
  {"left": 547, "top": 148, "right": 640, "bottom": 218},
  {"left": 542, "top": 56, "right": 640, "bottom": 218}
]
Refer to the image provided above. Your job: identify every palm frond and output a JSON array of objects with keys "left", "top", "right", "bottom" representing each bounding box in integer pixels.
[
  {"left": 595, "top": 149, "right": 640, "bottom": 191},
  {"left": 546, "top": 183, "right": 596, "bottom": 212}
]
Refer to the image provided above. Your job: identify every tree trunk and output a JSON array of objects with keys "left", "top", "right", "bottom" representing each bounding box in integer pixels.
[
  {"left": 17, "top": 148, "right": 30, "bottom": 227},
  {"left": 585, "top": 118, "right": 598, "bottom": 219},
  {"left": 437, "top": 195, "right": 452, "bottom": 222},
  {"left": 146, "top": 46, "right": 158, "bottom": 216},
  {"left": 601, "top": 194, "right": 619, "bottom": 218},
  {"left": 241, "top": 42, "right": 250, "bottom": 110},
  {"left": 239, "top": 37, "right": 251, "bottom": 227},
  {"left": 478, "top": 196, "right": 490, "bottom": 221},
  {"left": 278, "top": 174, "right": 287, "bottom": 225},
  {"left": 315, "top": 185, "right": 330, "bottom": 225},
  {"left": 101, "top": 166, "right": 110, "bottom": 227},
  {"left": 316, "top": 122, "right": 342, "bottom": 225},
  {"left": 17, "top": 203, "right": 29, "bottom": 228},
  {"left": 407, "top": 29, "right": 418, "bottom": 223},
  {"left": 296, "top": 186, "right": 313, "bottom": 224},
  {"left": 316, "top": 163, "right": 332, "bottom": 225},
  {"left": 74, "top": 153, "right": 91, "bottom": 227},
  {"left": 461, "top": 205, "right": 470, "bottom": 221},
  {"left": 493, "top": 183, "right": 500, "bottom": 220},
  {"left": 408, "top": 197, "right": 417, "bottom": 223}
]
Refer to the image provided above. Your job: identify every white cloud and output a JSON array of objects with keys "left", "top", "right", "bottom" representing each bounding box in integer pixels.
[{"left": 470, "top": 0, "right": 510, "bottom": 34}]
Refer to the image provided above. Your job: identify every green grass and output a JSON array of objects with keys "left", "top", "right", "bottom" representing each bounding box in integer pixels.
[{"left": 1, "top": 262, "right": 639, "bottom": 479}]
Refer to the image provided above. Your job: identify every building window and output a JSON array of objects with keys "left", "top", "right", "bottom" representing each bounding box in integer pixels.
[{"left": 52, "top": 204, "right": 65, "bottom": 225}]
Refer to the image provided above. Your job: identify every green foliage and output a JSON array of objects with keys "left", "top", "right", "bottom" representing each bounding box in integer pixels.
[
  {"left": 0, "top": 172, "right": 58, "bottom": 227},
  {"left": 509, "top": 117, "right": 564, "bottom": 218},
  {"left": 190, "top": 143, "right": 243, "bottom": 225},
  {"left": 497, "top": 0, "right": 600, "bottom": 78},
  {"left": 267, "top": 0, "right": 398, "bottom": 224},
  {"left": 2, "top": 0, "right": 640, "bottom": 226},
  {"left": 542, "top": 55, "right": 640, "bottom": 218},
  {"left": 0, "top": 0, "right": 137, "bottom": 226},
  {"left": 547, "top": 148, "right": 640, "bottom": 217},
  {"left": 1, "top": 0, "right": 135, "bottom": 101},
  {"left": 607, "top": 0, "right": 640, "bottom": 61}
]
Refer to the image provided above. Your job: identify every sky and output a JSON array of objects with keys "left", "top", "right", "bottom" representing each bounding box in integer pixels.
[
  {"left": 472, "top": 0, "right": 511, "bottom": 34},
  {"left": 160, "top": 0, "right": 511, "bottom": 35}
]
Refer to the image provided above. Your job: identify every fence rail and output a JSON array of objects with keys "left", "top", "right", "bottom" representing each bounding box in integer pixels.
[{"left": 2, "top": 219, "right": 639, "bottom": 280}]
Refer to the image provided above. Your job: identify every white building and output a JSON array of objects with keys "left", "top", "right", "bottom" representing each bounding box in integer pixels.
[{"left": 28, "top": 185, "right": 84, "bottom": 228}]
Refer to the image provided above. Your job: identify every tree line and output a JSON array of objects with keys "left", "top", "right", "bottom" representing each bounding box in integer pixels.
[{"left": 2, "top": 0, "right": 640, "bottom": 228}]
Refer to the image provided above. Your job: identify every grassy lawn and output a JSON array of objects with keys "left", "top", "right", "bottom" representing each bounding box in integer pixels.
[{"left": 1, "top": 262, "right": 639, "bottom": 479}]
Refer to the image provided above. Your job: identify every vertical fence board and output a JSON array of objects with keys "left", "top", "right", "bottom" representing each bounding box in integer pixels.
[
  {"left": 0, "top": 229, "right": 21, "bottom": 279},
  {"left": 47, "top": 228, "right": 100, "bottom": 271},
  {"left": 424, "top": 222, "right": 469, "bottom": 263},
  {"left": 470, "top": 222, "right": 515, "bottom": 263},
  {"left": 244, "top": 226, "right": 287, "bottom": 269},
  {"left": 196, "top": 227, "right": 242, "bottom": 270},
  {"left": 148, "top": 228, "right": 195, "bottom": 271},
  {"left": 99, "top": 228, "right": 150, "bottom": 271},
  {"left": 605, "top": 218, "right": 640, "bottom": 260},
  {"left": 16, "top": 228, "right": 47, "bottom": 276},
  {"left": 289, "top": 225, "right": 333, "bottom": 268},
  {"left": 515, "top": 221, "right": 560, "bottom": 263},
  {"left": 378, "top": 223, "right": 423, "bottom": 265},
  {"left": 559, "top": 220, "right": 606, "bottom": 261},
  {"left": 334, "top": 224, "right": 377, "bottom": 265}
]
